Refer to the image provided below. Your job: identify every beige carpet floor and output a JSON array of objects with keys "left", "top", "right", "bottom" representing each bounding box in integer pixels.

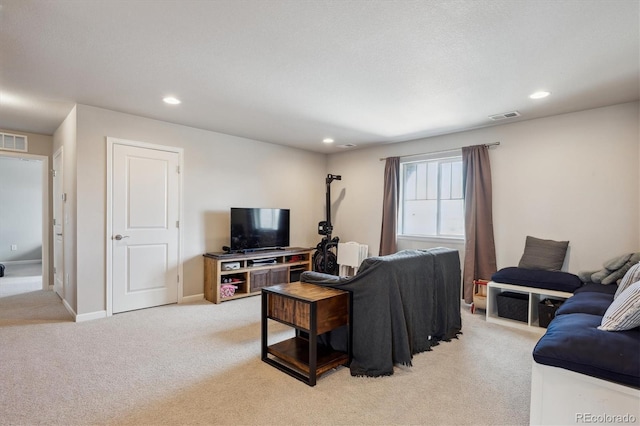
[
  {"left": 0, "top": 290, "right": 539, "bottom": 425},
  {"left": 0, "top": 262, "right": 43, "bottom": 297}
]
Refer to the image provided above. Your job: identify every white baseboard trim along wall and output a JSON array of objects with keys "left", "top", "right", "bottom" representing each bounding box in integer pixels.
[
  {"left": 61, "top": 298, "right": 107, "bottom": 323},
  {"left": 61, "top": 298, "right": 76, "bottom": 320},
  {"left": 75, "top": 310, "right": 107, "bottom": 322},
  {"left": 68, "top": 294, "right": 205, "bottom": 322}
]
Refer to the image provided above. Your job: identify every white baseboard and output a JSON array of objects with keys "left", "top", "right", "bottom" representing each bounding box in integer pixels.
[
  {"left": 0, "top": 259, "right": 42, "bottom": 265},
  {"left": 181, "top": 293, "right": 204, "bottom": 303},
  {"left": 61, "top": 296, "right": 76, "bottom": 319},
  {"left": 57, "top": 294, "right": 106, "bottom": 322},
  {"left": 62, "top": 294, "right": 204, "bottom": 322},
  {"left": 75, "top": 310, "right": 107, "bottom": 322}
]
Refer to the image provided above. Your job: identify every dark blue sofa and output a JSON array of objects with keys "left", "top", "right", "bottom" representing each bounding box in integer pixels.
[
  {"left": 532, "top": 283, "right": 640, "bottom": 388},
  {"left": 529, "top": 283, "right": 640, "bottom": 424}
]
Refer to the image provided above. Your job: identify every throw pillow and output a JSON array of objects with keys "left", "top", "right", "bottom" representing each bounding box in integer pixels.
[
  {"left": 598, "top": 280, "right": 640, "bottom": 331},
  {"left": 518, "top": 236, "right": 569, "bottom": 271},
  {"left": 600, "top": 262, "right": 633, "bottom": 285},
  {"left": 604, "top": 253, "right": 632, "bottom": 271},
  {"left": 615, "top": 262, "right": 640, "bottom": 300}
]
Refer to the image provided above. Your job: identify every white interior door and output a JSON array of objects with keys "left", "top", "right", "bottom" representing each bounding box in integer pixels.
[
  {"left": 53, "top": 148, "right": 64, "bottom": 298},
  {"left": 111, "top": 143, "right": 180, "bottom": 314}
]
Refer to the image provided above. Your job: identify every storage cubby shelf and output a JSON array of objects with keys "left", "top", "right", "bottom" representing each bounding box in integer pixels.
[{"left": 486, "top": 281, "right": 573, "bottom": 332}]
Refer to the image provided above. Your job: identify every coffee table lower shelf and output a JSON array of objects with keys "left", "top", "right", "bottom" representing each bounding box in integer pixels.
[{"left": 265, "top": 336, "right": 349, "bottom": 380}]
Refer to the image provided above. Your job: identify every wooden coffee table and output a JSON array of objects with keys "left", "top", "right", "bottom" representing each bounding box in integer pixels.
[{"left": 261, "top": 282, "right": 351, "bottom": 386}]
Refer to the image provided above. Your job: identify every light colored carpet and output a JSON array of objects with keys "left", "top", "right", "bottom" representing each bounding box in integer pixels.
[
  {"left": 0, "top": 262, "right": 43, "bottom": 297},
  {"left": 0, "top": 291, "right": 539, "bottom": 425}
]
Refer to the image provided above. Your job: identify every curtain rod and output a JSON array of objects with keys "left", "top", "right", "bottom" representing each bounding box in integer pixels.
[{"left": 379, "top": 141, "right": 500, "bottom": 161}]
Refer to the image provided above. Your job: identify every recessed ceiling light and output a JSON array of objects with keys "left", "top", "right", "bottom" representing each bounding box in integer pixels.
[
  {"left": 529, "top": 91, "right": 551, "bottom": 99},
  {"left": 163, "top": 96, "right": 181, "bottom": 105},
  {"left": 323, "top": 138, "right": 334, "bottom": 144}
]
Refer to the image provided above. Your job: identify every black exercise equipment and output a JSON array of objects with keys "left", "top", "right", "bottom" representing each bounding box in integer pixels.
[{"left": 313, "top": 174, "right": 341, "bottom": 275}]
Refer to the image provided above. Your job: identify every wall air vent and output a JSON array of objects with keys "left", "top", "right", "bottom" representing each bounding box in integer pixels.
[
  {"left": 488, "top": 111, "right": 521, "bottom": 121},
  {"left": 0, "top": 132, "right": 28, "bottom": 152},
  {"left": 337, "top": 143, "right": 357, "bottom": 149}
]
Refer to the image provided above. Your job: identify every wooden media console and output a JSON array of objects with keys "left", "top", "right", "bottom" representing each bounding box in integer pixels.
[{"left": 203, "top": 247, "right": 313, "bottom": 304}]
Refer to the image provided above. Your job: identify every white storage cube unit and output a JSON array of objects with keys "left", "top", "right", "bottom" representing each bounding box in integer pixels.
[{"left": 486, "top": 281, "right": 572, "bottom": 331}]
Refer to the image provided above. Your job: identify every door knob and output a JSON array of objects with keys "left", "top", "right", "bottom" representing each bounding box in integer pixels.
[{"left": 114, "top": 234, "right": 130, "bottom": 240}]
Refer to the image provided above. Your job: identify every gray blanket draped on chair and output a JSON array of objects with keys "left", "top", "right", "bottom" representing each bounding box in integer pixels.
[{"left": 301, "top": 248, "right": 461, "bottom": 377}]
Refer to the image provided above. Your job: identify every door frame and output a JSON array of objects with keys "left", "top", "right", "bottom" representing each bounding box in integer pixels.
[
  {"left": 52, "top": 146, "right": 64, "bottom": 297},
  {"left": 0, "top": 151, "right": 49, "bottom": 290},
  {"left": 105, "top": 137, "right": 184, "bottom": 317}
]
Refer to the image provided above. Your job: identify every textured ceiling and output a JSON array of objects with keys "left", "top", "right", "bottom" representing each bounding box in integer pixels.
[{"left": 0, "top": 0, "right": 638, "bottom": 153}]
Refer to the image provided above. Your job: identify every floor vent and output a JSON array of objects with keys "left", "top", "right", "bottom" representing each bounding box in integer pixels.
[
  {"left": 488, "top": 111, "right": 521, "bottom": 121},
  {"left": 0, "top": 132, "right": 28, "bottom": 152}
]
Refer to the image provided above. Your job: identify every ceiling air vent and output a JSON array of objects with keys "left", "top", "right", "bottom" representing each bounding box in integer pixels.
[
  {"left": 0, "top": 132, "right": 28, "bottom": 152},
  {"left": 337, "top": 143, "right": 357, "bottom": 149},
  {"left": 488, "top": 111, "right": 521, "bottom": 121}
]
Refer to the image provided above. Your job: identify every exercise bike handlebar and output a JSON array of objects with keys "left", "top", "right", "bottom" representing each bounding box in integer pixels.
[{"left": 326, "top": 174, "right": 341, "bottom": 184}]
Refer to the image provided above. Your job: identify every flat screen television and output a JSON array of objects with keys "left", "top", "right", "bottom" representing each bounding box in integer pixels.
[{"left": 230, "top": 207, "right": 290, "bottom": 252}]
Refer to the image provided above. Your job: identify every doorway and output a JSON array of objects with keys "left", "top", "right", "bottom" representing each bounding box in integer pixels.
[{"left": 0, "top": 152, "right": 49, "bottom": 296}]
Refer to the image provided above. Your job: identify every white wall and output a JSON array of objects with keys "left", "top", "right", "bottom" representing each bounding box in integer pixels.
[
  {"left": 0, "top": 157, "right": 42, "bottom": 261},
  {"left": 74, "top": 105, "right": 327, "bottom": 315},
  {"left": 51, "top": 101, "right": 640, "bottom": 316},
  {"left": 53, "top": 107, "right": 78, "bottom": 312},
  {"left": 327, "top": 102, "right": 640, "bottom": 273}
]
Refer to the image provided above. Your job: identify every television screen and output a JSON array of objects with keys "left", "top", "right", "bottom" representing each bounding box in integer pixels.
[{"left": 230, "top": 208, "right": 290, "bottom": 251}]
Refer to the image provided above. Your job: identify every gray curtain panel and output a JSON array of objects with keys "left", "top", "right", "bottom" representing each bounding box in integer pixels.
[
  {"left": 379, "top": 157, "right": 399, "bottom": 256},
  {"left": 462, "top": 145, "right": 497, "bottom": 304}
]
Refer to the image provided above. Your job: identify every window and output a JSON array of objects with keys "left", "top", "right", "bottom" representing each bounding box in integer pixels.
[{"left": 399, "top": 153, "right": 464, "bottom": 238}]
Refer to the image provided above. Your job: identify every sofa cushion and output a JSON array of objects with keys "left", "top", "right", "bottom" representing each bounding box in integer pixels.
[
  {"left": 518, "top": 236, "right": 569, "bottom": 271},
  {"left": 491, "top": 267, "right": 582, "bottom": 293},
  {"left": 555, "top": 291, "right": 613, "bottom": 317},
  {"left": 599, "top": 281, "right": 640, "bottom": 331},
  {"left": 615, "top": 262, "right": 640, "bottom": 300},
  {"left": 533, "top": 313, "right": 640, "bottom": 388},
  {"left": 573, "top": 282, "right": 618, "bottom": 295}
]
